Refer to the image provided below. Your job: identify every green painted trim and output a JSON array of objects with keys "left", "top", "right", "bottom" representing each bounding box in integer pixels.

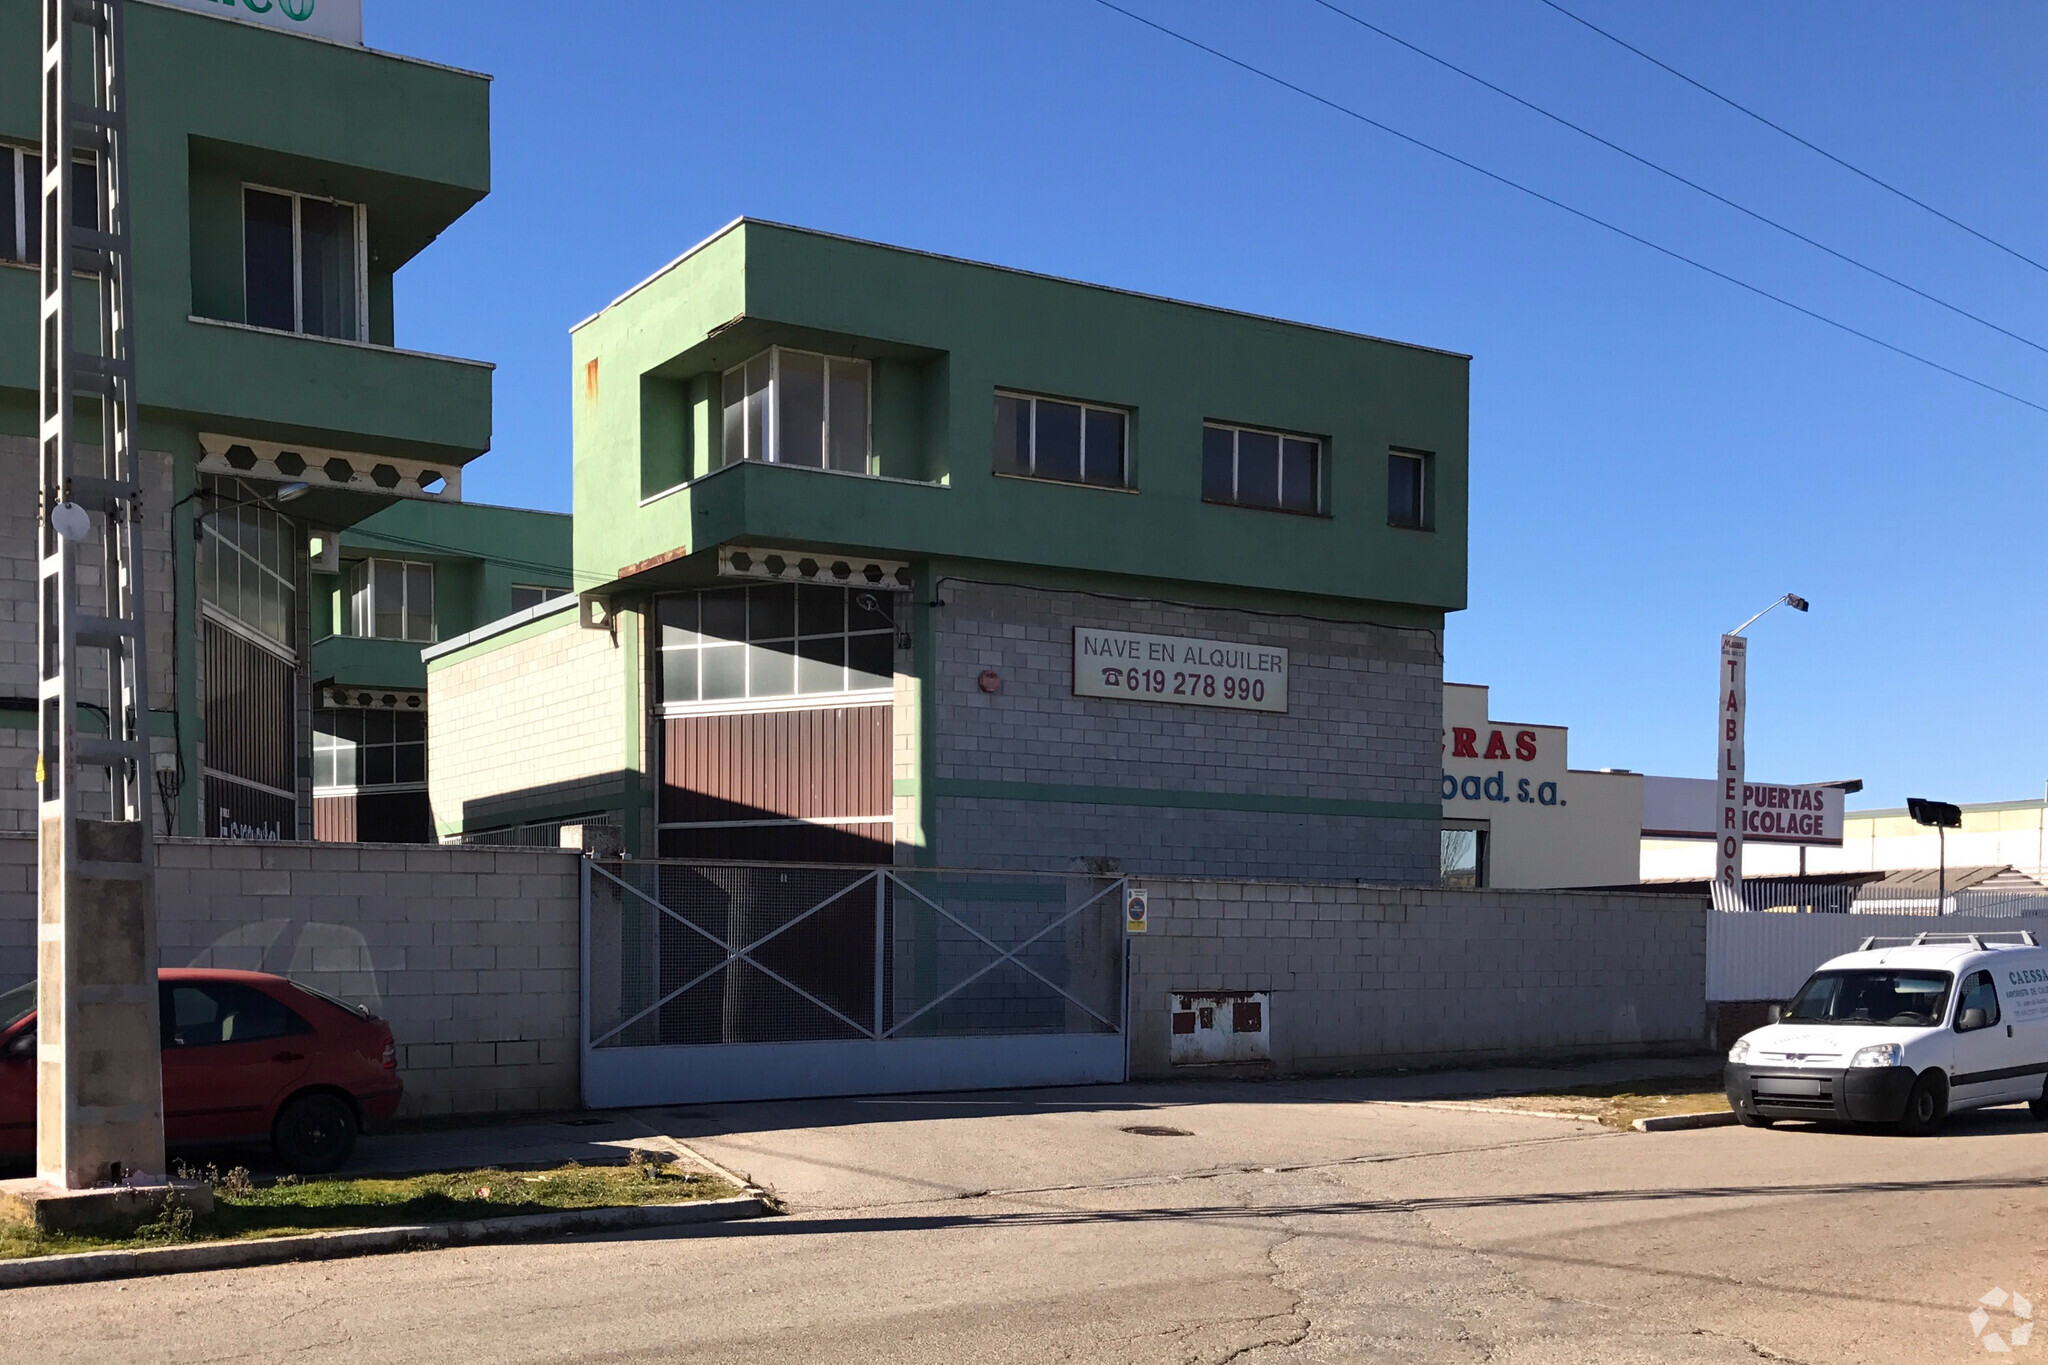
[
  {"left": 928, "top": 778, "right": 1438, "bottom": 822},
  {"left": 0, "top": 706, "right": 109, "bottom": 735},
  {"left": 893, "top": 777, "right": 917, "bottom": 797},
  {"left": 423, "top": 607, "right": 576, "bottom": 670}
]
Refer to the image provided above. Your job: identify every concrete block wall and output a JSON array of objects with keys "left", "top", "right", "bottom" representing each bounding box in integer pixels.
[
  {"left": 927, "top": 578, "right": 1442, "bottom": 880},
  {"left": 427, "top": 605, "right": 630, "bottom": 837},
  {"left": 0, "top": 434, "right": 177, "bottom": 834},
  {"left": 1127, "top": 878, "right": 1710, "bottom": 1076},
  {"left": 0, "top": 834, "right": 583, "bottom": 1116}
]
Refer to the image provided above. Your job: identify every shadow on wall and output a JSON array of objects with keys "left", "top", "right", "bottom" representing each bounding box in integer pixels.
[
  {"left": 455, "top": 772, "right": 639, "bottom": 848},
  {"left": 188, "top": 919, "right": 385, "bottom": 1016}
]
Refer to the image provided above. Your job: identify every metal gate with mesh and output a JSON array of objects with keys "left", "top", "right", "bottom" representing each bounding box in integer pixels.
[{"left": 581, "top": 861, "right": 1129, "bottom": 1106}]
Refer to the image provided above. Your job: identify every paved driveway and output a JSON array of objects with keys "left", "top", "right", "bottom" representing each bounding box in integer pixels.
[{"left": 7, "top": 1068, "right": 2044, "bottom": 1363}]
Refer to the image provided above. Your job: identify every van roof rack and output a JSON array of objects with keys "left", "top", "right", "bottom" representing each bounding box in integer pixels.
[{"left": 1856, "top": 930, "right": 2039, "bottom": 951}]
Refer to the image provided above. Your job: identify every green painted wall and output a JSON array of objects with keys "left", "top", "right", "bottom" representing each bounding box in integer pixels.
[
  {"left": 0, "top": 0, "right": 493, "bottom": 463},
  {"left": 571, "top": 221, "right": 1468, "bottom": 615},
  {"left": 311, "top": 500, "right": 573, "bottom": 691}
]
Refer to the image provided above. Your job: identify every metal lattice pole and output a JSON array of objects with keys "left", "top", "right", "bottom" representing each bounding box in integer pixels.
[{"left": 37, "top": 0, "right": 165, "bottom": 1190}]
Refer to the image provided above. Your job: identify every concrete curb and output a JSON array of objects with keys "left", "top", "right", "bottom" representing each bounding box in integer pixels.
[
  {"left": 1632, "top": 1110, "right": 1737, "bottom": 1132},
  {"left": 0, "top": 1195, "right": 772, "bottom": 1290}
]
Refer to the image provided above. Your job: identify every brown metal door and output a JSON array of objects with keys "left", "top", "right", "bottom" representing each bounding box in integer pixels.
[{"left": 659, "top": 703, "right": 891, "bottom": 862}]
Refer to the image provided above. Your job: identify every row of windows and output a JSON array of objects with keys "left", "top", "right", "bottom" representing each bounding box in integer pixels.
[
  {"left": 656, "top": 585, "right": 894, "bottom": 706},
  {"left": 197, "top": 479, "right": 299, "bottom": 651},
  {"left": 708, "top": 345, "right": 1433, "bottom": 528}
]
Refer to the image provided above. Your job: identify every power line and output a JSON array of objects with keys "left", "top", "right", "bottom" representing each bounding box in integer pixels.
[
  {"left": 1089, "top": 0, "right": 2048, "bottom": 418},
  {"left": 1304, "top": 0, "right": 2048, "bottom": 358},
  {"left": 1533, "top": 0, "right": 2048, "bottom": 279}
]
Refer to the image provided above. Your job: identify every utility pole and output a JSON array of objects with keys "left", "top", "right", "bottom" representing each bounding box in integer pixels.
[{"left": 36, "top": 0, "right": 165, "bottom": 1190}]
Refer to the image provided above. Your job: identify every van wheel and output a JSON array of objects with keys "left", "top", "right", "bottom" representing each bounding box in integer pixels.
[
  {"left": 273, "top": 1093, "right": 358, "bottom": 1174},
  {"left": 1736, "top": 1111, "right": 1775, "bottom": 1128},
  {"left": 1898, "top": 1073, "right": 1947, "bottom": 1136},
  {"left": 2030, "top": 1077, "right": 2048, "bottom": 1123}
]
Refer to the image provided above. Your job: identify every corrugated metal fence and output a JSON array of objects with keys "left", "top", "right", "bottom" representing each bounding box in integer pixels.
[{"left": 1707, "top": 911, "right": 2048, "bottom": 1002}]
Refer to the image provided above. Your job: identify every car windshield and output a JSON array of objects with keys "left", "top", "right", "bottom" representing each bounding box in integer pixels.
[
  {"left": 1784, "top": 970, "right": 1953, "bottom": 1026},
  {"left": 0, "top": 980, "right": 33, "bottom": 1033}
]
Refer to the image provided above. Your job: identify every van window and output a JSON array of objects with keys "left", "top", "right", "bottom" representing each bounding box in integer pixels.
[
  {"left": 1956, "top": 971, "right": 2002, "bottom": 1030},
  {"left": 1785, "top": 970, "right": 1952, "bottom": 1027}
]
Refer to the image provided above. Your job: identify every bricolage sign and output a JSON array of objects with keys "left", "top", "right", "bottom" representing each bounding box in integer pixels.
[{"left": 1073, "top": 628, "right": 1288, "bottom": 714}]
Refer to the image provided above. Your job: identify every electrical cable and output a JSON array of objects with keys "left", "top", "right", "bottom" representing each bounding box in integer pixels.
[
  {"left": 1090, "top": 0, "right": 2048, "bottom": 418},
  {"left": 1304, "top": 0, "right": 2048, "bottom": 357},
  {"left": 1533, "top": 0, "right": 2048, "bottom": 279}
]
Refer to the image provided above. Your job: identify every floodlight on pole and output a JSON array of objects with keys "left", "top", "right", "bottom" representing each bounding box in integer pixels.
[
  {"left": 1714, "top": 593, "right": 1810, "bottom": 911},
  {"left": 1908, "top": 798, "right": 1963, "bottom": 914}
]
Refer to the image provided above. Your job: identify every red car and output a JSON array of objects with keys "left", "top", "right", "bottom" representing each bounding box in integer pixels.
[{"left": 0, "top": 969, "right": 400, "bottom": 1174}]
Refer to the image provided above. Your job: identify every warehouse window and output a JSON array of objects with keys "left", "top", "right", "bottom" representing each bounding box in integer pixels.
[
  {"left": 1202, "top": 423, "right": 1320, "bottom": 514},
  {"left": 656, "top": 584, "right": 895, "bottom": 706},
  {"left": 1, "top": 145, "right": 100, "bottom": 265},
  {"left": 314, "top": 708, "right": 426, "bottom": 790},
  {"left": 244, "top": 186, "right": 366, "bottom": 341},
  {"left": 992, "top": 392, "right": 1128, "bottom": 488},
  {"left": 510, "top": 584, "right": 570, "bottom": 614},
  {"left": 345, "top": 559, "right": 435, "bottom": 643},
  {"left": 197, "top": 481, "right": 298, "bottom": 650},
  {"left": 1388, "top": 449, "right": 1431, "bottom": 530},
  {"left": 718, "top": 347, "right": 872, "bottom": 474},
  {"left": 1441, "top": 826, "right": 1488, "bottom": 889}
]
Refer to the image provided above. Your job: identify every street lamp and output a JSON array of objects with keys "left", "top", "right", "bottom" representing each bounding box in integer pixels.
[
  {"left": 1907, "top": 798, "right": 1963, "bottom": 914},
  {"left": 1714, "top": 594, "right": 1810, "bottom": 910}
]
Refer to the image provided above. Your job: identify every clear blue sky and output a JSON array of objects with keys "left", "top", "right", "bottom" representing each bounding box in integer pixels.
[{"left": 372, "top": 1, "right": 2048, "bottom": 813}]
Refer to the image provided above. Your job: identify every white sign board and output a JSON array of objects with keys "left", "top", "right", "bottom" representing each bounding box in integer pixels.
[
  {"left": 1073, "top": 628, "right": 1287, "bottom": 714},
  {"left": 150, "top": 0, "right": 364, "bottom": 46},
  {"left": 1641, "top": 776, "right": 1845, "bottom": 847},
  {"left": 1715, "top": 635, "right": 1747, "bottom": 906},
  {"left": 2001, "top": 965, "right": 2048, "bottom": 1024}
]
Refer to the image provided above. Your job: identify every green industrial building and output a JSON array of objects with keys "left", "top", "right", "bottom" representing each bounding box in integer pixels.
[
  {"left": 1, "top": 0, "right": 505, "bottom": 840},
  {"left": 430, "top": 220, "right": 1467, "bottom": 880}
]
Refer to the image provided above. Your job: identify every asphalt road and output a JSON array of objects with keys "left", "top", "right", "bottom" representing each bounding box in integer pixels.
[{"left": 7, "top": 1073, "right": 2046, "bottom": 1364}]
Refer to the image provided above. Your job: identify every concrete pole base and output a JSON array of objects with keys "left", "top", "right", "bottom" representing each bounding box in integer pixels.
[{"left": 0, "top": 1178, "right": 214, "bottom": 1237}]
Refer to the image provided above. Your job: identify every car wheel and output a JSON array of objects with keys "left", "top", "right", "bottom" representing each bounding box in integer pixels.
[
  {"left": 2030, "top": 1077, "right": 2048, "bottom": 1123},
  {"left": 273, "top": 1093, "right": 358, "bottom": 1174},
  {"left": 1735, "top": 1110, "right": 1775, "bottom": 1128},
  {"left": 1897, "top": 1073, "right": 1947, "bottom": 1136}
]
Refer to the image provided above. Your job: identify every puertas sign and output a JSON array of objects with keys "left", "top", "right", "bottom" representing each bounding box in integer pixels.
[
  {"left": 1073, "top": 628, "right": 1287, "bottom": 714},
  {"left": 151, "top": 0, "right": 364, "bottom": 46},
  {"left": 1640, "top": 776, "right": 1845, "bottom": 847}
]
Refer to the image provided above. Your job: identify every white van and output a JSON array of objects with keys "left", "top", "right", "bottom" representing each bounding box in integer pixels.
[{"left": 1725, "top": 931, "right": 2048, "bottom": 1134}]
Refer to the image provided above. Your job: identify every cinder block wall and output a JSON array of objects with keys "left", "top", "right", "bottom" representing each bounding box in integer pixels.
[
  {"left": 927, "top": 580, "right": 1442, "bottom": 880},
  {"left": 426, "top": 606, "right": 631, "bottom": 839},
  {"left": 0, "top": 834, "right": 582, "bottom": 1116},
  {"left": 1128, "top": 879, "right": 1710, "bottom": 1075}
]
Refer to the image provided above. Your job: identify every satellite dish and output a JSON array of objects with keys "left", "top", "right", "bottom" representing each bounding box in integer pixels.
[{"left": 49, "top": 502, "right": 90, "bottom": 543}]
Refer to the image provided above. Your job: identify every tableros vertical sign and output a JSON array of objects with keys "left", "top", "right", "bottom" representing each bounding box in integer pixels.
[
  {"left": 1714, "top": 634, "right": 1747, "bottom": 908},
  {"left": 153, "top": 0, "right": 364, "bottom": 46}
]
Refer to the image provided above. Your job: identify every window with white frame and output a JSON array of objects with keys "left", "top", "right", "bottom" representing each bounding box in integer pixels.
[
  {"left": 992, "top": 391, "right": 1129, "bottom": 488},
  {"left": 345, "top": 559, "right": 435, "bottom": 642},
  {"left": 1202, "top": 423, "right": 1321, "bottom": 515},
  {"left": 1387, "top": 448, "right": 1431, "bottom": 530},
  {"left": 2, "top": 145, "right": 99, "bottom": 266},
  {"left": 718, "top": 346, "right": 872, "bottom": 474},
  {"left": 243, "top": 186, "right": 366, "bottom": 341},
  {"left": 510, "top": 584, "right": 570, "bottom": 614},
  {"left": 197, "top": 479, "right": 298, "bottom": 650},
  {"left": 656, "top": 584, "right": 895, "bottom": 706},
  {"left": 314, "top": 708, "right": 426, "bottom": 790}
]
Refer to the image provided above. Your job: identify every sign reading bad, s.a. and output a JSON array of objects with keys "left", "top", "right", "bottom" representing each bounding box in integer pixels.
[
  {"left": 152, "top": 0, "right": 364, "bottom": 46},
  {"left": 1073, "top": 628, "right": 1288, "bottom": 714}
]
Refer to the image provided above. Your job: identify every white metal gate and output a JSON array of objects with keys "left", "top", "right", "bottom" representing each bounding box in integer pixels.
[{"left": 581, "top": 861, "right": 1129, "bottom": 1106}]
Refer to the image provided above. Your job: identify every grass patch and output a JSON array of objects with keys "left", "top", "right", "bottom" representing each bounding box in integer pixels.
[
  {"left": 1435, "top": 1073, "right": 1730, "bottom": 1130},
  {"left": 0, "top": 1153, "right": 740, "bottom": 1261}
]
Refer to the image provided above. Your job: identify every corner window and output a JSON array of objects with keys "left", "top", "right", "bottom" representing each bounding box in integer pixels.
[
  {"left": 718, "top": 347, "right": 872, "bottom": 474},
  {"left": 2, "top": 145, "right": 99, "bottom": 265},
  {"left": 1203, "top": 423, "right": 1320, "bottom": 514},
  {"left": 1388, "top": 449, "right": 1431, "bottom": 530},
  {"left": 510, "top": 584, "right": 570, "bottom": 614},
  {"left": 243, "top": 186, "right": 365, "bottom": 341},
  {"left": 656, "top": 584, "right": 895, "bottom": 706},
  {"left": 993, "top": 392, "right": 1129, "bottom": 488},
  {"left": 197, "top": 478, "right": 298, "bottom": 650},
  {"left": 345, "top": 559, "right": 435, "bottom": 642},
  {"left": 314, "top": 707, "right": 427, "bottom": 790}
]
